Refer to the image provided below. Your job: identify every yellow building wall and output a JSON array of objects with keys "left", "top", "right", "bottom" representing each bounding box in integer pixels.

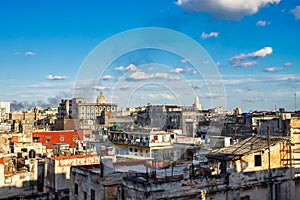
[
  {"left": 237, "top": 141, "right": 290, "bottom": 173},
  {"left": 290, "top": 118, "right": 300, "bottom": 168}
]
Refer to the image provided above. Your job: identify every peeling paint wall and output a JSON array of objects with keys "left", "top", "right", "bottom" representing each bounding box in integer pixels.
[
  {"left": 235, "top": 141, "right": 290, "bottom": 173},
  {"left": 44, "top": 155, "right": 99, "bottom": 192},
  {"left": 70, "top": 166, "right": 126, "bottom": 200},
  {"left": 0, "top": 155, "right": 38, "bottom": 199},
  {"left": 290, "top": 118, "right": 300, "bottom": 169}
]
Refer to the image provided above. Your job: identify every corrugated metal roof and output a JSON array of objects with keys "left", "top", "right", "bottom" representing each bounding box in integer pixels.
[{"left": 207, "top": 136, "right": 288, "bottom": 160}]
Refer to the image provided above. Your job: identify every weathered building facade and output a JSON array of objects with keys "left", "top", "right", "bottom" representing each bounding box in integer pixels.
[{"left": 44, "top": 154, "right": 99, "bottom": 196}]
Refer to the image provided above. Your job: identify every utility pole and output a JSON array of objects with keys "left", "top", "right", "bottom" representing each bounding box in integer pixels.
[
  {"left": 289, "top": 139, "right": 293, "bottom": 179},
  {"left": 268, "top": 126, "right": 271, "bottom": 172},
  {"left": 295, "top": 93, "right": 297, "bottom": 111}
]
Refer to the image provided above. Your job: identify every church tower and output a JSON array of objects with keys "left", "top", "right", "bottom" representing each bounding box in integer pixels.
[
  {"left": 193, "top": 96, "right": 202, "bottom": 111},
  {"left": 97, "top": 91, "right": 106, "bottom": 104}
]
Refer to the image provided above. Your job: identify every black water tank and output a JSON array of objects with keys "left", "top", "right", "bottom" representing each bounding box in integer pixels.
[
  {"left": 17, "top": 152, "right": 22, "bottom": 158},
  {"left": 29, "top": 149, "right": 36, "bottom": 158}
]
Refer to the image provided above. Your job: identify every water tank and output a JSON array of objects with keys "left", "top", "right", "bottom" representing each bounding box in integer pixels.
[
  {"left": 29, "top": 149, "right": 36, "bottom": 158},
  {"left": 242, "top": 113, "right": 248, "bottom": 118},
  {"left": 17, "top": 152, "right": 22, "bottom": 158}
]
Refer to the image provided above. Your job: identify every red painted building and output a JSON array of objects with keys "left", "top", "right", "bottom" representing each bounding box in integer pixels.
[{"left": 32, "top": 130, "right": 84, "bottom": 149}]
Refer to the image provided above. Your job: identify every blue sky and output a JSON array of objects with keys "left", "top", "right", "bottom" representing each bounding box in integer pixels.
[{"left": 0, "top": 0, "right": 300, "bottom": 112}]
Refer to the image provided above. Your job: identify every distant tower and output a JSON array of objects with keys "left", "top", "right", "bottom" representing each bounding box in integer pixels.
[
  {"left": 193, "top": 96, "right": 202, "bottom": 111},
  {"left": 97, "top": 91, "right": 106, "bottom": 104}
]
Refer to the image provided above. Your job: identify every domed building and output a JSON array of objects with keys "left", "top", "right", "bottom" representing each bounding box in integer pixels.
[
  {"left": 97, "top": 91, "right": 106, "bottom": 104},
  {"left": 57, "top": 91, "right": 117, "bottom": 129}
]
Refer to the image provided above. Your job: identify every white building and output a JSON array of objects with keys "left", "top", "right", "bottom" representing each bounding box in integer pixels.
[
  {"left": 0, "top": 102, "right": 10, "bottom": 114},
  {"left": 0, "top": 102, "right": 10, "bottom": 122}
]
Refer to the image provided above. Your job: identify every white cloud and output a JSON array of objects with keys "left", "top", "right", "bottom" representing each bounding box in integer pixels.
[
  {"left": 46, "top": 74, "right": 68, "bottom": 80},
  {"left": 94, "top": 86, "right": 106, "bottom": 91},
  {"left": 180, "top": 58, "right": 189, "bottom": 63},
  {"left": 25, "top": 81, "right": 73, "bottom": 88},
  {"left": 284, "top": 62, "right": 292, "bottom": 67},
  {"left": 115, "top": 64, "right": 138, "bottom": 72},
  {"left": 263, "top": 67, "right": 284, "bottom": 72},
  {"left": 291, "top": 6, "right": 300, "bottom": 20},
  {"left": 126, "top": 71, "right": 152, "bottom": 81},
  {"left": 176, "top": 0, "right": 281, "bottom": 21},
  {"left": 270, "top": 74, "right": 297, "bottom": 81},
  {"left": 154, "top": 73, "right": 180, "bottom": 80},
  {"left": 242, "top": 98, "right": 267, "bottom": 103},
  {"left": 251, "top": 47, "right": 273, "bottom": 57},
  {"left": 126, "top": 71, "right": 180, "bottom": 81},
  {"left": 205, "top": 93, "right": 225, "bottom": 99},
  {"left": 14, "top": 51, "right": 36, "bottom": 56},
  {"left": 201, "top": 32, "right": 219, "bottom": 39},
  {"left": 222, "top": 78, "right": 259, "bottom": 85},
  {"left": 170, "top": 67, "right": 194, "bottom": 74},
  {"left": 239, "top": 61, "right": 258, "bottom": 67},
  {"left": 144, "top": 94, "right": 175, "bottom": 100},
  {"left": 170, "top": 68, "right": 185, "bottom": 74},
  {"left": 25, "top": 51, "right": 36, "bottom": 56},
  {"left": 115, "top": 66, "right": 126, "bottom": 71},
  {"left": 229, "top": 47, "right": 273, "bottom": 67},
  {"left": 256, "top": 20, "right": 270, "bottom": 26},
  {"left": 102, "top": 75, "right": 114, "bottom": 80}
]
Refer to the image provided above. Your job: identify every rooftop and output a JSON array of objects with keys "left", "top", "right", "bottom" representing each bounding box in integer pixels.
[
  {"left": 49, "top": 153, "right": 98, "bottom": 160},
  {"left": 207, "top": 136, "right": 288, "bottom": 160}
]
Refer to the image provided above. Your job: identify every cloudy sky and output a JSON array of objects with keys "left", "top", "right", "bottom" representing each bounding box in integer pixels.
[{"left": 0, "top": 0, "right": 299, "bottom": 112}]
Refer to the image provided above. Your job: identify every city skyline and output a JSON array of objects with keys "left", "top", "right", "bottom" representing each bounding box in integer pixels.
[{"left": 1, "top": 0, "right": 300, "bottom": 112}]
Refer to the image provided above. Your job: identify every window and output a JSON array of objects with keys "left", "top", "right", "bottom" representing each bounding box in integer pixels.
[
  {"left": 254, "top": 155, "right": 262, "bottom": 167},
  {"left": 91, "top": 189, "right": 95, "bottom": 200},
  {"left": 73, "top": 136, "right": 78, "bottom": 141},
  {"left": 46, "top": 137, "right": 51, "bottom": 143},
  {"left": 60, "top": 136, "right": 64, "bottom": 141},
  {"left": 33, "top": 137, "right": 40, "bottom": 143},
  {"left": 74, "top": 183, "right": 78, "bottom": 195},
  {"left": 83, "top": 191, "right": 87, "bottom": 200}
]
